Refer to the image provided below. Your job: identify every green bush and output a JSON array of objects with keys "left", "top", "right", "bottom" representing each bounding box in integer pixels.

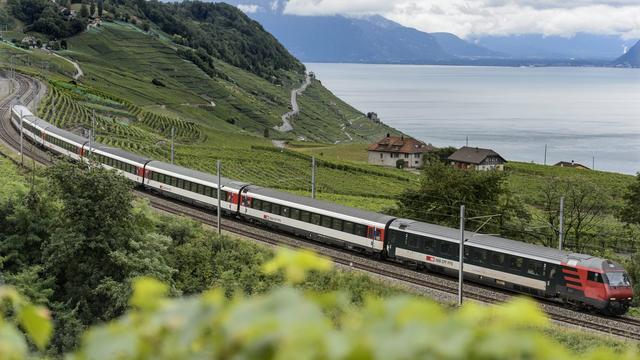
[{"left": 1, "top": 249, "right": 637, "bottom": 359}]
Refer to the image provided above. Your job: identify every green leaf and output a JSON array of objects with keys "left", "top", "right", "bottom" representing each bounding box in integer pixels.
[
  {"left": 0, "top": 323, "right": 28, "bottom": 360},
  {"left": 130, "top": 277, "right": 168, "bottom": 310},
  {"left": 18, "top": 304, "right": 52, "bottom": 351},
  {"left": 262, "top": 248, "right": 332, "bottom": 284}
]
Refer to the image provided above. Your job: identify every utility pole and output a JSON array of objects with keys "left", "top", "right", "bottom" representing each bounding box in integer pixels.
[
  {"left": 170, "top": 127, "right": 175, "bottom": 164},
  {"left": 465, "top": 136, "right": 468, "bottom": 147},
  {"left": 558, "top": 196, "right": 564, "bottom": 250},
  {"left": 592, "top": 156, "right": 595, "bottom": 171},
  {"left": 458, "top": 204, "right": 465, "bottom": 307},
  {"left": 311, "top": 156, "right": 316, "bottom": 199},
  {"left": 19, "top": 108, "right": 24, "bottom": 165},
  {"left": 217, "top": 160, "right": 221, "bottom": 235},
  {"left": 89, "top": 110, "right": 95, "bottom": 161},
  {"left": 544, "top": 144, "right": 547, "bottom": 166}
]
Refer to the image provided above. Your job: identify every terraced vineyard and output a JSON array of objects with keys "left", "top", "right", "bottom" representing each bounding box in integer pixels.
[{"left": 34, "top": 80, "right": 416, "bottom": 207}]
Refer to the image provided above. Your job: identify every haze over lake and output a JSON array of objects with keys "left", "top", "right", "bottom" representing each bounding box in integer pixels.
[{"left": 306, "top": 63, "right": 640, "bottom": 174}]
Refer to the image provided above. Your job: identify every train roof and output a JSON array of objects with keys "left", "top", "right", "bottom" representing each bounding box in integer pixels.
[
  {"left": 94, "top": 144, "right": 151, "bottom": 165},
  {"left": 245, "top": 186, "right": 396, "bottom": 225},
  {"left": 12, "top": 105, "right": 33, "bottom": 117},
  {"left": 145, "top": 160, "right": 248, "bottom": 188},
  {"left": 390, "top": 219, "right": 574, "bottom": 263},
  {"left": 45, "top": 126, "right": 90, "bottom": 146}
]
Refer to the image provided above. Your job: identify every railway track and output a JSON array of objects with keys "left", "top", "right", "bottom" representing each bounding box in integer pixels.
[
  {"left": 0, "top": 73, "right": 51, "bottom": 165},
  {"left": 1, "top": 72, "right": 639, "bottom": 342}
]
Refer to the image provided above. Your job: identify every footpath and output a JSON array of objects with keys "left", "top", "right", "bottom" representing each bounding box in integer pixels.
[{"left": 274, "top": 73, "right": 311, "bottom": 133}]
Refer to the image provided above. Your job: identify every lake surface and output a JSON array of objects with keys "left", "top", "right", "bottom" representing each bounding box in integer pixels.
[{"left": 306, "top": 63, "right": 640, "bottom": 174}]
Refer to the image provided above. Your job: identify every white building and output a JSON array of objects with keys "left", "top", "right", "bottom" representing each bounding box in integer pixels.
[{"left": 367, "top": 134, "right": 435, "bottom": 169}]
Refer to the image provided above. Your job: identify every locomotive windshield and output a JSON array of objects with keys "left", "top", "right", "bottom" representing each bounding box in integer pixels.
[{"left": 605, "top": 272, "right": 631, "bottom": 287}]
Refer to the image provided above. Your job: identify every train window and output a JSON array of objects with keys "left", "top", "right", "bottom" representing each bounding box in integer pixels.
[
  {"left": 272, "top": 204, "right": 280, "bottom": 215},
  {"left": 300, "top": 211, "right": 311, "bottom": 223},
  {"left": 587, "top": 271, "right": 604, "bottom": 283},
  {"left": 253, "top": 199, "right": 262, "bottom": 209},
  {"left": 526, "top": 261, "right": 544, "bottom": 277},
  {"left": 355, "top": 224, "right": 367, "bottom": 237},
  {"left": 343, "top": 221, "right": 354, "bottom": 234},
  {"left": 290, "top": 208, "right": 300, "bottom": 220},
  {"left": 440, "top": 242, "right": 454, "bottom": 256},
  {"left": 321, "top": 216, "right": 332, "bottom": 228},
  {"left": 171, "top": 177, "right": 178, "bottom": 187},
  {"left": 510, "top": 257, "right": 523, "bottom": 271},
  {"left": 205, "top": 186, "right": 213, "bottom": 197},
  {"left": 262, "top": 201, "right": 271, "bottom": 213},
  {"left": 491, "top": 252, "right": 506, "bottom": 267},
  {"left": 407, "top": 235, "right": 418, "bottom": 249},
  {"left": 311, "top": 213, "right": 321, "bottom": 225},
  {"left": 331, "top": 218, "right": 342, "bottom": 231},
  {"left": 281, "top": 207, "right": 290, "bottom": 218},
  {"left": 471, "top": 248, "right": 487, "bottom": 264},
  {"left": 176, "top": 179, "right": 183, "bottom": 189},
  {"left": 424, "top": 237, "right": 435, "bottom": 251}
]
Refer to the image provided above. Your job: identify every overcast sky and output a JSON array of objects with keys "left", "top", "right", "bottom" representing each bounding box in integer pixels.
[{"left": 251, "top": 0, "right": 640, "bottom": 39}]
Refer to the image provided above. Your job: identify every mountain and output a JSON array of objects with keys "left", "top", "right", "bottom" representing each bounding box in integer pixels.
[
  {"left": 430, "top": 32, "right": 503, "bottom": 58},
  {"left": 249, "top": 13, "right": 452, "bottom": 63},
  {"left": 221, "top": 0, "right": 494, "bottom": 63},
  {"left": 473, "top": 34, "right": 636, "bottom": 60},
  {"left": 612, "top": 40, "right": 640, "bottom": 67}
]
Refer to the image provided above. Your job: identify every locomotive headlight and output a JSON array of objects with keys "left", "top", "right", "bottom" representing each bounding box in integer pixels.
[{"left": 609, "top": 297, "right": 616, "bottom": 300}]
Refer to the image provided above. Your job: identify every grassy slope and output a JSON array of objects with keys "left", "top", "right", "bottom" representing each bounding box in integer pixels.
[
  {"left": 0, "top": 42, "right": 77, "bottom": 78},
  {"left": 62, "top": 22, "right": 396, "bottom": 142}
]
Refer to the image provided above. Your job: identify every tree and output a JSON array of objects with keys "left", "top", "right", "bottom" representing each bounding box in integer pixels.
[
  {"left": 263, "top": 127, "right": 269, "bottom": 138},
  {"left": 79, "top": 3, "right": 88, "bottom": 18},
  {"left": 97, "top": 0, "right": 103, "bottom": 17},
  {"left": 394, "top": 162, "right": 521, "bottom": 235},
  {"left": 536, "top": 178, "right": 606, "bottom": 251},
  {"left": 89, "top": 0, "right": 95, "bottom": 17},
  {"left": 40, "top": 162, "right": 176, "bottom": 351},
  {"left": 620, "top": 173, "right": 640, "bottom": 225}
]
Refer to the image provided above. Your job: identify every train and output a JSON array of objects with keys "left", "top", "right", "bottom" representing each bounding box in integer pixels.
[{"left": 11, "top": 104, "right": 634, "bottom": 315}]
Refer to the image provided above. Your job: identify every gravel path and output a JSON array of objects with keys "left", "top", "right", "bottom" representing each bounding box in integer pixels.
[
  {"left": 274, "top": 73, "right": 311, "bottom": 133},
  {"left": 50, "top": 51, "right": 83, "bottom": 80}
]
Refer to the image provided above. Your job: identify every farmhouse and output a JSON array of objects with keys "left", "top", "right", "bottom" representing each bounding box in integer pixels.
[
  {"left": 554, "top": 161, "right": 590, "bottom": 170},
  {"left": 448, "top": 146, "right": 506, "bottom": 171},
  {"left": 368, "top": 134, "right": 435, "bottom": 168}
]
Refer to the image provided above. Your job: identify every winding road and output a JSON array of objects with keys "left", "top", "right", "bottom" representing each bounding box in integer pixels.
[
  {"left": 51, "top": 52, "right": 84, "bottom": 80},
  {"left": 274, "top": 73, "right": 311, "bottom": 133}
]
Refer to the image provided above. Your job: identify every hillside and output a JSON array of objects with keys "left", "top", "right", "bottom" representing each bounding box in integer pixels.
[
  {"left": 59, "top": 21, "right": 396, "bottom": 142},
  {"left": 613, "top": 40, "right": 640, "bottom": 67}
]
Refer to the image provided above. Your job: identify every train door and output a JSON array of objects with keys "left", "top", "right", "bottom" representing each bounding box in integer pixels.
[{"left": 367, "top": 226, "right": 382, "bottom": 249}]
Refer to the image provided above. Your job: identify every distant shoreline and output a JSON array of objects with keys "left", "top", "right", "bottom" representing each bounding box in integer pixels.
[{"left": 302, "top": 59, "right": 638, "bottom": 69}]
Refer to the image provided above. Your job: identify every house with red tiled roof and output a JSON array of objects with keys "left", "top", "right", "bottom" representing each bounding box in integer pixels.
[{"left": 368, "top": 134, "right": 436, "bottom": 168}]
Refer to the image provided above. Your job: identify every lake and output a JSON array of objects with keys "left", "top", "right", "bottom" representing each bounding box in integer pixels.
[{"left": 306, "top": 63, "right": 640, "bottom": 175}]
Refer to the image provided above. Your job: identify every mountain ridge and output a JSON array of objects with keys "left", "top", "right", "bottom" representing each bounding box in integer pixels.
[{"left": 612, "top": 40, "right": 640, "bottom": 67}]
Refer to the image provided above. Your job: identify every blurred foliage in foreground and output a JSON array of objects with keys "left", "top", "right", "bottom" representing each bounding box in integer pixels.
[{"left": 1, "top": 248, "right": 637, "bottom": 360}]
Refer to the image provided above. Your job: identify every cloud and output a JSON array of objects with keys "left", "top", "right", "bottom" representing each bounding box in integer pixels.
[
  {"left": 283, "top": 0, "right": 640, "bottom": 39},
  {"left": 237, "top": 4, "right": 260, "bottom": 13}
]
